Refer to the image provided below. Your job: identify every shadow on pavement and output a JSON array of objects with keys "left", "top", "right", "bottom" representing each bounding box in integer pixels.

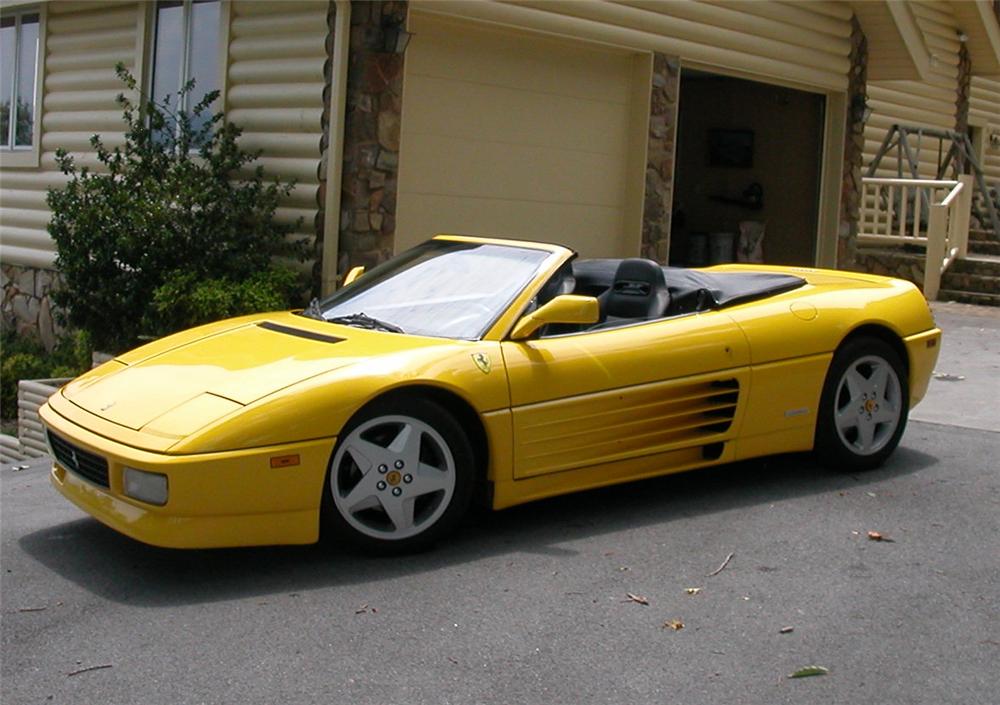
[{"left": 18, "top": 445, "right": 937, "bottom": 607}]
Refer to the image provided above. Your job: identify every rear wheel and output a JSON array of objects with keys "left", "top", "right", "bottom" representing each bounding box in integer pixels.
[
  {"left": 815, "top": 337, "right": 909, "bottom": 471},
  {"left": 323, "top": 397, "right": 475, "bottom": 553}
]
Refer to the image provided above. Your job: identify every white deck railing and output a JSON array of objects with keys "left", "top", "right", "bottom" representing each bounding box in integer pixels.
[{"left": 858, "top": 175, "right": 973, "bottom": 299}]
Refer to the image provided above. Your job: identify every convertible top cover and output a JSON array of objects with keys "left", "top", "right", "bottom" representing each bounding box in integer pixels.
[{"left": 571, "top": 259, "right": 806, "bottom": 315}]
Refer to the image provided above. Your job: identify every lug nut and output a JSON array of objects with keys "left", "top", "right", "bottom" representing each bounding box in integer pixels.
[
  {"left": 377, "top": 481, "right": 387, "bottom": 491},
  {"left": 394, "top": 459, "right": 404, "bottom": 469},
  {"left": 403, "top": 474, "right": 413, "bottom": 484},
  {"left": 378, "top": 464, "right": 388, "bottom": 474},
  {"left": 392, "top": 487, "right": 402, "bottom": 496}
]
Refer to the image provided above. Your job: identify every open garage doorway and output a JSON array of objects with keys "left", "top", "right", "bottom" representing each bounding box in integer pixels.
[{"left": 670, "top": 70, "right": 826, "bottom": 267}]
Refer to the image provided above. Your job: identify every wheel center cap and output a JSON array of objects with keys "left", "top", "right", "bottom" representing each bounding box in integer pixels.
[
  {"left": 386, "top": 470, "right": 402, "bottom": 486},
  {"left": 864, "top": 399, "right": 876, "bottom": 413}
]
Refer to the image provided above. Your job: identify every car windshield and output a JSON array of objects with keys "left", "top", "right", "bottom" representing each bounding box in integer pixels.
[{"left": 308, "top": 240, "right": 553, "bottom": 339}]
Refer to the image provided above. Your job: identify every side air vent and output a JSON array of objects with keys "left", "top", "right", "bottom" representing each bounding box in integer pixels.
[
  {"left": 702, "top": 379, "right": 740, "bottom": 433},
  {"left": 703, "top": 442, "right": 725, "bottom": 460},
  {"left": 257, "top": 322, "right": 343, "bottom": 344},
  {"left": 517, "top": 377, "right": 743, "bottom": 474}
]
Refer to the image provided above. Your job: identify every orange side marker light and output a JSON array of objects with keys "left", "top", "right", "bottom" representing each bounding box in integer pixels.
[{"left": 270, "top": 454, "right": 301, "bottom": 469}]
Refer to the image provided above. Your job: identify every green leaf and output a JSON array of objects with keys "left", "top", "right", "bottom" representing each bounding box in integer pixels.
[{"left": 788, "top": 666, "right": 829, "bottom": 679}]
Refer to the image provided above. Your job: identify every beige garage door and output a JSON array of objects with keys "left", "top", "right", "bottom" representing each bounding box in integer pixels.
[{"left": 395, "top": 13, "right": 647, "bottom": 258}]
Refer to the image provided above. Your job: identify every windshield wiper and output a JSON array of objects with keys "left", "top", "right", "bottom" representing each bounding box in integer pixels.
[{"left": 326, "top": 312, "right": 405, "bottom": 334}]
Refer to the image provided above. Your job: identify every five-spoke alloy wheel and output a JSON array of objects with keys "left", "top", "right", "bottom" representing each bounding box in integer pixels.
[
  {"left": 815, "top": 337, "right": 909, "bottom": 471},
  {"left": 324, "top": 397, "right": 475, "bottom": 552}
]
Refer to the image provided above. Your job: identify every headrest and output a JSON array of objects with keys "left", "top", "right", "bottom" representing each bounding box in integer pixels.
[
  {"left": 612, "top": 258, "right": 666, "bottom": 292},
  {"left": 605, "top": 258, "right": 669, "bottom": 319}
]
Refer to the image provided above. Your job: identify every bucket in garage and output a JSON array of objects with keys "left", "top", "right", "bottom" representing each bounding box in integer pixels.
[{"left": 708, "top": 232, "right": 736, "bottom": 264}]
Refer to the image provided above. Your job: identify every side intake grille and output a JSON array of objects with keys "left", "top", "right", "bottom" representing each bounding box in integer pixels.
[
  {"left": 48, "top": 431, "right": 110, "bottom": 489},
  {"left": 702, "top": 379, "right": 740, "bottom": 433}
]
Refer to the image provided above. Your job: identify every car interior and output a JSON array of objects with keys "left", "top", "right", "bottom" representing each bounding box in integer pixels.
[{"left": 533, "top": 257, "right": 807, "bottom": 336}]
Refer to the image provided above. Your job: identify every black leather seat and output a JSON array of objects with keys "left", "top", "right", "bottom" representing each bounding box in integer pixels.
[{"left": 597, "top": 258, "right": 671, "bottom": 327}]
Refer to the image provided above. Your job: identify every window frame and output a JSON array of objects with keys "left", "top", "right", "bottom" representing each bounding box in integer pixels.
[
  {"left": 144, "top": 0, "right": 228, "bottom": 141},
  {"left": 0, "top": 3, "right": 45, "bottom": 168}
]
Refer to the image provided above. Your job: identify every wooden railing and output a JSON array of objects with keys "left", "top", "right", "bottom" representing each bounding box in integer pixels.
[{"left": 858, "top": 175, "right": 973, "bottom": 299}]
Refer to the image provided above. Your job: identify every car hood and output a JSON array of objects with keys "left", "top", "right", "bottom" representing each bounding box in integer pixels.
[{"left": 61, "top": 313, "right": 438, "bottom": 434}]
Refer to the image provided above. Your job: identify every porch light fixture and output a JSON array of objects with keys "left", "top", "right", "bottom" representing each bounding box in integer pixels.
[{"left": 384, "top": 28, "right": 412, "bottom": 53}]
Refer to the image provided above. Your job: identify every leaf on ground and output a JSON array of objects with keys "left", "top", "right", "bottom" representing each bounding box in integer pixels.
[
  {"left": 662, "top": 619, "right": 684, "bottom": 631},
  {"left": 625, "top": 592, "right": 649, "bottom": 605},
  {"left": 685, "top": 587, "right": 702, "bottom": 596},
  {"left": 788, "top": 665, "right": 828, "bottom": 678},
  {"left": 867, "top": 531, "right": 895, "bottom": 542}
]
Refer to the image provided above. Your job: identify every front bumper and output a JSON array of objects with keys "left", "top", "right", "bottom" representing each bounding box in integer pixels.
[
  {"left": 40, "top": 402, "right": 335, "bottom": 548},
  {"left": 904, "top": 327, "right": 942, "bottom": 408}
]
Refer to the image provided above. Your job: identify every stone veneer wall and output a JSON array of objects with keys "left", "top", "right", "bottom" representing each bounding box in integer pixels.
[
  {"left": 335, "top": 0, "right": 407, "bottom": 281},
  {"left": 838, "top": 15, "right": 868, "bottom": 271},
  {"left": 1, "top": 265, "right": 63, "bottom": 350},
  {"left": 854, "top": 249, "right": 925, "bottom": 287},
  {"left": 641, "top": 54, "right": 680, "bottom": 263}
]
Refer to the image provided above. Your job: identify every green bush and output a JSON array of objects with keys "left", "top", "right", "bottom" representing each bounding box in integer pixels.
[
  {"left": 1, "top": 329, "right": 91, "bottom": 421},
  {"left": 149, "top": 268, "right": 300, "bottom": 334},
  {"left": 47, "top": 65, "right": 306, "bottom": 354}
]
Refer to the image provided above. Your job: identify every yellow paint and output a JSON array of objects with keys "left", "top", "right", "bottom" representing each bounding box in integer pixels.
[
  {"left": 38, "top": 236, "right": 940, "bottom": 548},
  {"left": 343, "top": 265, "right": 365, "bottom": 286},
  {"left": 509, "top": 295, "right": 600, "bottom": 340}
]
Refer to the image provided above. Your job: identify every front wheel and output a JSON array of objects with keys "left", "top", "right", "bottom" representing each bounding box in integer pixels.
[
  {"left": 815, "top": 337, "right": 909, "bottom": 472},
  {"left": 323, "top": 397, "right": 475, "bottom": 553}
]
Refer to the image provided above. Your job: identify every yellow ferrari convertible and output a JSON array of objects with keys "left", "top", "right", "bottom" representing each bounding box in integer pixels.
[{"left": 40, "top": 235, "right": 941, "bottom": 551}]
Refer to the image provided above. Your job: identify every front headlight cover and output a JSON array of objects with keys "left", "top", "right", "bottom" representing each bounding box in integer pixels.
[{"left": 123, "top": 467, "right": 169, "bottom": 506}]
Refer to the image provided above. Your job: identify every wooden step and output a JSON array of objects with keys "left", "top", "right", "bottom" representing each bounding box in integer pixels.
[
  {"left": 937, "top": 289, "right": 1000, "bottom": 307},
  {"left": 939, "top": 272, "right": 1000, "bottom": 295},
  {"left": 969, "top": 240, "right": 1000, "bottom": 256}
]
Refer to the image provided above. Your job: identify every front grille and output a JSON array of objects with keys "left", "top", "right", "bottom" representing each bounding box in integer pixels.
[{"left": 48, "top": 431, "right": 110, "bottom": 489}]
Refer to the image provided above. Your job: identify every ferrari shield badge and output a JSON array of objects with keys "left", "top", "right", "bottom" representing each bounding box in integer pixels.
[{"left": 472, "top": 352, "right": 492, "bottom": 375}]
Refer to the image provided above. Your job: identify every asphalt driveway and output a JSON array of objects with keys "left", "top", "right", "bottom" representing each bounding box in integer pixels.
[{"left": 1, "top": 302, "right": 997, "bottom": 705}]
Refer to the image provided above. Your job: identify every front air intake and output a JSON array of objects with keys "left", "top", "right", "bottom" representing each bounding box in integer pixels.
[
  {"left": 48, "top": 431, "right": 110, "bottom": 488},
  {"left": 257, "top": 322, "right": 344, "bottom": 344}
]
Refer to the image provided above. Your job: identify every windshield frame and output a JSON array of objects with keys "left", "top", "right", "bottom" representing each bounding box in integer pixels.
[{"left": 309, "top": 236, "right": 572, "bottom": 341}]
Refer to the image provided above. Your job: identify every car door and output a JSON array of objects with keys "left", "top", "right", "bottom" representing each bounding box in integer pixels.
[{"left": 501, "top": 312, "right": 751, "bottom": 479}]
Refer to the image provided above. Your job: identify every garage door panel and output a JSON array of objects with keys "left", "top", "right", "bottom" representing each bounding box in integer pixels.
[
  {"left": 407, "top": 13, "right": 632, "bottom": 105},
  {"left": 403, "top": 74, "right": 629, "bottom": 156},
  {"left": 404, "top": 135, "right": 626, "bottom": 207},
  {"left": 397, "top": 13, "right": 643, "bottom": 258},
  {"left": 398, "top": 193, "right": 625, "bottom": 258}
]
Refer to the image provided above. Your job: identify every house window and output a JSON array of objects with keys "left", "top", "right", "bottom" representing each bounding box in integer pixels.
[
  {"left": 0, "top": 10, "right": 40, "bottom": 150},
  {"left": 151, "top": 0, "right": 222, "bottom": 136}
]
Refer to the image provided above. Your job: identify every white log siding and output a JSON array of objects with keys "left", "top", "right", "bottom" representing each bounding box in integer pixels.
[
  {"left": 227, "top": 0, "right": 328, "bottom": 255},
  {"left": 416, "top": 1, "right": 853, "bottom": 91},
  {"left": 1, "top": 2, "right": 142, "bottom": 269},
  {"left": 863, "top": 1, "right": 962, "bottom": 179},
  {"left": 970, "top": 76, "right": 1000, "bottom": 183},
  {"left": 0, "top": 0, "right": 328, "bottom": 271}
]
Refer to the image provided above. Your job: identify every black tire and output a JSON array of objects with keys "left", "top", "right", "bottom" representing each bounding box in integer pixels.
[
  {"left": 814, "top": 337, "right": 909, "bottom": 472},
  {"left": 322, "top": 396, "right": 476, "bottom": 553}
]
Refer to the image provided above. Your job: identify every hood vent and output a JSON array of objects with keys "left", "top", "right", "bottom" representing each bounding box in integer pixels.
[{"left": 257, "top": 321, "right": 344, "bottom": 344}]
